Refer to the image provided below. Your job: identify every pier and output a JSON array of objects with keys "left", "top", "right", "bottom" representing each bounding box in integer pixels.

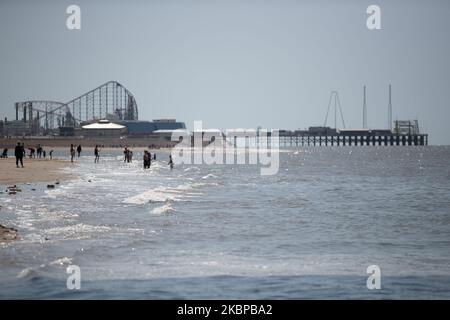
[{"left": 279, "top": 132, "right": 428, "bottom": 147}]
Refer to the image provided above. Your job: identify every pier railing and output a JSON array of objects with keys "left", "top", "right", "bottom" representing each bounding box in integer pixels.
[{"left": 278, "top": 134, "right": 428, "bottom": 147}]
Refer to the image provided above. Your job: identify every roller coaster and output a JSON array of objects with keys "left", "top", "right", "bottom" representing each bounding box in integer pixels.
[{"left": 14, "top": 81, "right": 138, "bottom": 135}]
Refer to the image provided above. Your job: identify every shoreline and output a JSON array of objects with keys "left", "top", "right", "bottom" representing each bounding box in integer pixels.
[{"left": 0, "top": 158, "right": 73, "bottom": 186}]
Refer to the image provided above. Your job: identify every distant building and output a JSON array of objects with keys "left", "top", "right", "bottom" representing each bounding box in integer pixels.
[
  {"left": 1, "top": 119, "right": 32, "bottom": 136},
  {"left": 81, "top": 119, "right": 126, "bottom": 137},
  {"left": 394, "top": 120, "right": 420, "bottom": 135},
  {"left": 115, "top": 119, "right": 186, "bottom": 137}
]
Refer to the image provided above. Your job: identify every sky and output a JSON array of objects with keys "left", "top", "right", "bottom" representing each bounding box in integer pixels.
[{"left": 0, "top": 0, "right": 449, "bottom": 144}]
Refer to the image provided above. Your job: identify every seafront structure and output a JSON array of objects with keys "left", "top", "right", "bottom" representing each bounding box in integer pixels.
[
  {"left": 0, "top": 81, "right": 186, "bottom": 141},
  {"left": 0, "top": 82, "right": 428, "bottom": 146}
]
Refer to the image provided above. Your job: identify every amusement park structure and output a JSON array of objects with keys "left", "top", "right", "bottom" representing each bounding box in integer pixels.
[{"left": 12, "top": 81, "right": 138, "bottom": 135}]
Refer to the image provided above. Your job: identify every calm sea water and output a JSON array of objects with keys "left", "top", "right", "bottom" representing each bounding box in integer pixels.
[{"left": 1, "top": 146, "right": 450, "bottom": 299}]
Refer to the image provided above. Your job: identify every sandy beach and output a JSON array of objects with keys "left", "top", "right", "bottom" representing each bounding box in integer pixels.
[{"left": 0, "top": 158, "right": 72, "bottom": 185}]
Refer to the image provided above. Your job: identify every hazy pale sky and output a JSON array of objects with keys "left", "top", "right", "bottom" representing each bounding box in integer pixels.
[{"left": 1, "top": 0, "right": 449, "bottom": 144}]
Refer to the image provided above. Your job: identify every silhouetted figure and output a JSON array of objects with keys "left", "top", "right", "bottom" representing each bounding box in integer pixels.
[
  {"left": 28, "top": 147, "right": 35, "bottom": 158},
  {"left": 77, "top": 145, "right": 82, "bottom": 157},
  {"left": 1, "top": 148, "right": 7, "bottom": 158},
  {"left": 70, "top": 144, "right": 75, "bottom": 163},
  {"left": 36, "top": 145, "right": 42, "bottom": 158},
  {"left": 94, "top": 145, "right": 100, "bottom": 163},
  {"left": 168, "top": 155, "right": 174, "bottom": 170},
  {"left": 49, "top": 150, "right": 54, "bottom": 160},
  {"left": 15, "top": 142, "right": 24, "bottom": 168},
  {"left": 143, "top": 151, "right": 151, "bottom": 169}
]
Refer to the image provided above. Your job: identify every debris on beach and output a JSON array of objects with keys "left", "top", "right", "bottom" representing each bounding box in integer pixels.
[
  {"left": 47, "top": 184, "right": 55, "bottom": 189},
  {"left": 0, "top": 224, "right": 19, "bottom": 242},
  {"left": 6, "top": 185, "right": 22, "bottom": 195}
]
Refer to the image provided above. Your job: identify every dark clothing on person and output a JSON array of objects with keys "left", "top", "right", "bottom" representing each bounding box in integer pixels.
[
  {"left": 143, "top": 152, "right": 151, "bottom": 169},
  {"left": 94, "top": 146, "right": 100, "bottom": 163},
  {"left": 15, "top": 144, "right": 24, "bottom": 168}
]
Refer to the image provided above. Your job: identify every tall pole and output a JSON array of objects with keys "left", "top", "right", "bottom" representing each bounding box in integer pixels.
[
  {"left": 334, "top": 92, "right": 337, "bottom": 130},
  {"left": 363, "top": 85, "right": 367, "bottom": 129},
  {"left": 388, "top": 84, "right": 392, "bottom": 130}
]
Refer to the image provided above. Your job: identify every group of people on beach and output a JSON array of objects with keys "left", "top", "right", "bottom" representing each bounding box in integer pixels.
[
  {"left": 69, "top": 144, "right": 83, "bottom": 162},
  {"left": 27, "top": 144, "right": 52, "bottom": 159},
  {"left": 7, "top": 142, "right": 174, "bottom": 170},
  {"left": 68, "top": 144, "right": 174, "bottom": 170},
  {"left": 9, "top": 142, "right": 54, "bottom": 168}
]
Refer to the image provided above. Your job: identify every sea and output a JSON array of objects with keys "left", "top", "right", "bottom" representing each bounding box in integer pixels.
[{"left": 0, "top": 146, "right": 449, "bottom": 299}]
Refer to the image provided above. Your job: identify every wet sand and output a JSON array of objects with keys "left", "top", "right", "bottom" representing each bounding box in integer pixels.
[{"left": 0, "top": 158, "right": 72, "bottom": 185}]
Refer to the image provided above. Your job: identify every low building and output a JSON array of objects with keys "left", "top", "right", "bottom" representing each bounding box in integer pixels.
[
  {"left": 116, "top": 119, "right": 186, "bottom": 137},
  {"left": 81, "top": 119, "right": 127, "bottom": 137},
  {"left": 2, "top": 120, "right": 32, "bottom": 136}
]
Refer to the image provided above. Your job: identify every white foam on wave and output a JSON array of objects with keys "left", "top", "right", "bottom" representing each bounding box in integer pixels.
[
  {"left": 124, "top": 189, "right": 180, "bottom": 204},
  {"left": 43, "top": 223, "right": 110, "bottom": 240},
  {"left": 201, "top": 173, "right": 217, "bottom": 179},
  {"left": 123, "top": 182, "right": 208, "bottom": 205},
  {"left": 17, "top": 267, "right": 38, "bottom": 279},
  {"left": 151, "top": 202, "right": 175, "bottom": 215},
  {"left": 50, "top": 257, "right": 73, "bottom": 266}
]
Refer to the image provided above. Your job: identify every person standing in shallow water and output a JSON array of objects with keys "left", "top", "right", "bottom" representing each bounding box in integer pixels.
[
  {"left": 168, "top": 155, "right": 174, "bottom": 170},
  {"left": 70, "top": 144, "right": 75, "bottom": 163},
  {"left": 143, "top": 151, "right": 150, "bottom": 169},
  {"left": 15, "top": 142, "right": 24, "bottom": 168},
  {"left": 94, "top": 145, "right": 100, "bottom": 163},
  {"left": 77, "top": 145, "right": 82, "bottom": 158}
]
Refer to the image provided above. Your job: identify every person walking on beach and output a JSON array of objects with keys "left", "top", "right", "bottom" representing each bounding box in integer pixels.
[
  {"left": 70, "top": 144, "right": 75, "bottom": 163},
  {"left": 94, "top": 145, "right": 100, "bottom": 163},
  {"left": 1, "top": 148, "right": 7, "bottom": 158},
  {"left": 36, "top": 145, "right": 42, "bottom": 158},
  {"left": 153, "top": 153, "right": 156, "bottom": 160},
  {"left": 15, "top": 142, "right": 24, "bottom": 168},
  {"left": 77, "top": 145, "right": 82, "bottom": 157},
  {"left": 143, "top": 151, "right": 151, "bottom": 169},
  {"left": 49, "top": 150, "right": 54, "bottom": 160},
  {"left": 168, "top": 155, "right": 174, "bottom": 170},
  {"left": 124, "top": 147, "right": 128, "bottom": 162}
]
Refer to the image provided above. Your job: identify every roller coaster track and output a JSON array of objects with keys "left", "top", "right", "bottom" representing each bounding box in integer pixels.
[{"left": 14, "top": 81, "right": 138, "bottom": 134}]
